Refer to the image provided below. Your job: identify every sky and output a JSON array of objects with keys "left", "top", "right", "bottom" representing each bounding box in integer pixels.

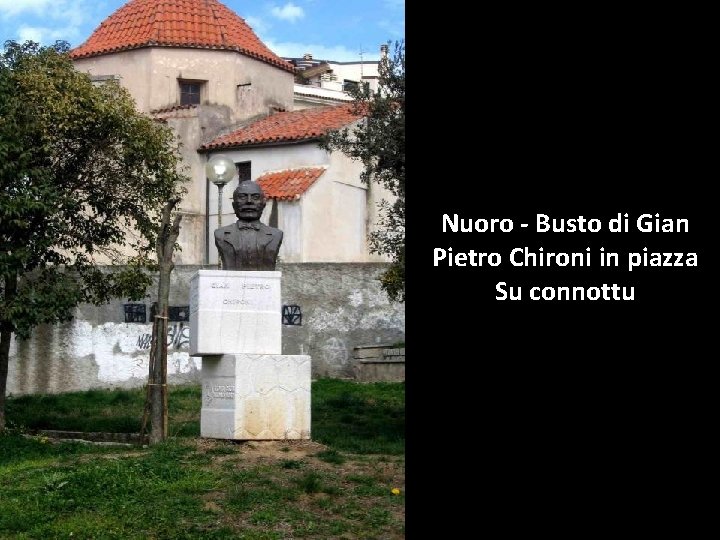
[{"left": 0, "top": 0, "right": 404, "bottom": 62}]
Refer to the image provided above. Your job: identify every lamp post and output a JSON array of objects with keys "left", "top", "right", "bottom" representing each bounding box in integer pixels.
[{"left": 206, "top": 154, "right": 237, "bottom": 268}]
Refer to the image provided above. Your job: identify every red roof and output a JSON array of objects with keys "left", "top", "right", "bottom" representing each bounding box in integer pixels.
[
  {"left": 257, "top": 168, "right": 326, "bottom": 200},
  {"left": 69, "top": 0, "right": 294, "bottom": 73},
  {"left": 202, "top": 104, "right": 362, "bottom": 150}
]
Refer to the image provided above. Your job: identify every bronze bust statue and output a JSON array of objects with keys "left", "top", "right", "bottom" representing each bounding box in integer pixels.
[{"left": 214, "top": 181, "right": 283, "bottom": 271}]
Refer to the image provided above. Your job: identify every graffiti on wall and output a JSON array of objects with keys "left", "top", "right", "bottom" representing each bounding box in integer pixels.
[
  {"left": 136, "top": 322, "right": 191, "bottom": 350},
  {"left": 321, "top": 336, "right": 348, "bottom": 366}
]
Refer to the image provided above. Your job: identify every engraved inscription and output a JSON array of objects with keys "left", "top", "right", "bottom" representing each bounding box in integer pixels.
[
  {"left": 223, "top": 298, "right": 250, "bottom": 305},
  {"left": 211, "top": 282, "right": 230, "bottom": 289},
  {"left": 209, "top": 385, "right": 235, "bottom": 399},
  {"left": 241, "top": 283, "right": 271, "bottom": 290},
  {"left": 203, "top": 382, "right": 235, "bottom": 406}
]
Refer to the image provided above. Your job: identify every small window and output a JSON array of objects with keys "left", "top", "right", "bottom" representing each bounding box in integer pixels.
[
  {"left": 343, "top": 79, "right": 359, "bottom": 93},
  {"left": 236, "top": 82, "right": 252, "bottom": 103},
  {"left": 268, "top": 198, "right": 278, "bottom": 228},
  {"left": 179, "top": 80, "right": 203, "bottom": 105},
  {"left": 236, "top": 162, "right": 251, "bottom": 182}
]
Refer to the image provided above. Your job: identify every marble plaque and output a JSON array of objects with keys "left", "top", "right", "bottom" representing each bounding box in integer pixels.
[
  {"left": 189, "top": 270, "right": 281, "bottom": 355},
  {"left": 200, "top": 354, "right": 311, "bottom": 440}
]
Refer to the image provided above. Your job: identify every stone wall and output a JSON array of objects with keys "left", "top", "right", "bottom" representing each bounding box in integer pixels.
[{"left": 6, "top": 263, "right": 404, "bottom": 396}]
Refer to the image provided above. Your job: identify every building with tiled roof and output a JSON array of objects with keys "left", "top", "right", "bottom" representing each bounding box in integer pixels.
[
  {"left": 200, "top": 103, "right": 389, "bottom": 263},
  {"left": 70, "top": 0, "right": 294, "bottom": 73},
  {"left": 202, "top": 105, "right": 362, "bottom": 150},
  {"left": 256, "top": 168, "right": 327, "bottom": 201},
  {"left": 8, "top": 0, "right": 403, "bottom": 394},
  {"left": 71, "top": 0, "right": 295, "bottom": 265},
  {"left": 286, "top": 48, "right": 385, "bottom": 110},
  {"left": 68, "top": 0, "right": 390, "bottom": 267}
]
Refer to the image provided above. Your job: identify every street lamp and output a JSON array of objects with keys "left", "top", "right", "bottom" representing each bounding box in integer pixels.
[{"left": 206, "top": 154, "right": 237, "bottom": 268}]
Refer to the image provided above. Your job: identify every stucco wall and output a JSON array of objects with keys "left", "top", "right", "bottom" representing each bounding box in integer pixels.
[
  {"left": 300, "top": 149, "right": 377, "bottom": 262},
  {"left": 207, "top": 143, "right": 328, "bottom": 265},
  {"left": 209, "top": 143, "right": 388, "bottom": 264},
  {"left": 327, "top": 61, "right": 380, "bottom": 92},
  {"left": 73, "top": 47, "right": 295, "bottom": 267},
  {"left": 6, "top": 263, "right": 404, "bottom": 396},
  {"left": 73, "top": 48, "right": 293, "bottom": 118}
]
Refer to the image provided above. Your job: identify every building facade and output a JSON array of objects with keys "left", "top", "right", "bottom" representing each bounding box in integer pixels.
[{"left": 6, "top": 0, "right": 404, "bottom": 393}]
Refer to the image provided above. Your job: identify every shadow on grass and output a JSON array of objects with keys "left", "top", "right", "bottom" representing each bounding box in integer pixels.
[
  {"left": 6, "top": 389, "right": 145, "bottom": 433},
  {"left": 6, "top": 380, "right": 405, "bottom": 455},
  {"left": 311, "top": 379, "right": 405, "bottom": 455}
]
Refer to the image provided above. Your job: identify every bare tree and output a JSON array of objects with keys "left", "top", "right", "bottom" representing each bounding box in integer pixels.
[{"left": 142, "top": 199, "right": 182, "bottom": 444}]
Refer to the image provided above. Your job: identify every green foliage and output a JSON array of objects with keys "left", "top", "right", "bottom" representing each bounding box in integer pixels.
[
  {"left": 321, "top": 40, "right": 405, "bottom": 301},
  {"left": 0, "top": 40, "right": 187, "bottom": 339},
  {"left": 293, "top": 471, "right": 324, "bottom": 494},
  {"left": 314, "top": 449, "right": 346, "bottom": 465},
  {"left": 6, "top": 385, "right": 199, "bottom": 434},
  {"left": 279, "top": 458, "right": 304, "bottom": 469},
  {"left": 0, "top": 380, "right": 406, "bottom": 537},
  {"left": 0, "top": 431, "right": 116, "bottom": 467},
  {"left": 6, "top": 380, "right": 405, "bottom": 454},
  {"left": 0, "top": 436, "right": 219, "bottom": 538}
]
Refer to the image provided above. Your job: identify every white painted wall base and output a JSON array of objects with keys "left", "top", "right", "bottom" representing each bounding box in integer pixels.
[{"left": 201, "top": 354, "right": 311, "bottom": 440}]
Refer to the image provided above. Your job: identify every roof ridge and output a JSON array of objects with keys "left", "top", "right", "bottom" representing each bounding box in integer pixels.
[
  {"left": 206, "top": 0, "right": 228, "bottom": 47},
  {"left": 258, "top": 166, "right": 328, "bottom": 176},
  {"left": 149, "top": 0, "right": 161, "bottom": 44},
  {"left": 200, "top": 104, "right": 363, "bottom": 151}
]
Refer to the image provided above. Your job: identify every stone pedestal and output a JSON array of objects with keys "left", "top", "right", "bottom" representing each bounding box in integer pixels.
[
  {"left": 201, "top": 354, "right": 311, "bottom": 440},
  {"left": 190, "top": 269, "right": 311, "bottom": 440},
  {"left": 190, "top": 270, "right": 281, "bottom": 356}
]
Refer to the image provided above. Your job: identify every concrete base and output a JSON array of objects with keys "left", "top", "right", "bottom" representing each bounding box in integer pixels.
[
  {"left": 355, "top": 359, "right": 405, "bottom": 382},
  {"left": 201, "top": 354, "right": 311, "bottom": 440},
  {"left": 352, "top": 346, "right": 405, "bottom": 382}
]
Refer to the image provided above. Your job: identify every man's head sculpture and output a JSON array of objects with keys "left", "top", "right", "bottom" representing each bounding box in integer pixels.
[
  {"left": 214, "top": 180, "right": 283, "bottom": 271},
  {"left": 232, "top": 180, "right": 266, "bottom": 222}
]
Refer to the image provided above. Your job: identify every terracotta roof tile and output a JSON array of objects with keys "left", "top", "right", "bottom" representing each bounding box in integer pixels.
[
  {"left": 70, "top": 0, "right": 294, "bottom": 73},
  {"left": 201, "top": 104, "right": 363, "bottom": 150},
  {"left": 150, "top": 103, "right": 198, "bottom": 115},
  {"left": 257, "top": 168, "right": 326, "bottom": 200}
]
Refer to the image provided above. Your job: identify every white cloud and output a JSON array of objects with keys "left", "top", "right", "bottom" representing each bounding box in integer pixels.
[
  {"left": 51, "top": 1, "right": 86, "bottom": 28},
  {"left": 265, "top": 40, "right": 380, "bottom": 62},
  {"left": 17, "top": 25, "right": 44, "bottom": 42},
  {"left": 0, "top": 0, "right": 53, "bottom": 17},
  {"left": 245, "top": 16, "right": 270, "bottom": 35},
  {"left": 378, "top": 19, "right": 405, "bottom": 39},
  {"left": 270, "top": 3, "right": 305, "bottom": 23},
  {"left": 17, "top": 24, "right": 72, "bottom": 43},
  {"left": 2, "top": 0, "right": 90, "bottom": 44}
]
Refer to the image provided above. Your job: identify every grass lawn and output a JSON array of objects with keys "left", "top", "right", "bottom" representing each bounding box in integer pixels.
[{"left": 1, "top": 380, "right": 405, "bottom": 539}]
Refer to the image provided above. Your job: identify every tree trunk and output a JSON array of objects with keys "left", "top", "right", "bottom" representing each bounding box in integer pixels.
[
  {"left": 148, "top": 303, "right": 168, "bottom": 444},
  {"left": 146, "top": 200, "right": 182, "bottom": 444},
  {"left": 0, "top": 273, "right": 18, "bottom": 431}
]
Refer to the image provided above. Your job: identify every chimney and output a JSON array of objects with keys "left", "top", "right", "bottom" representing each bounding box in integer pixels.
[
  {"left": 380, "top": 44, "right": 389, "bottom": 58},
  {"left": 303, "top": 53, "right": 313, "bottom": 60}
]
